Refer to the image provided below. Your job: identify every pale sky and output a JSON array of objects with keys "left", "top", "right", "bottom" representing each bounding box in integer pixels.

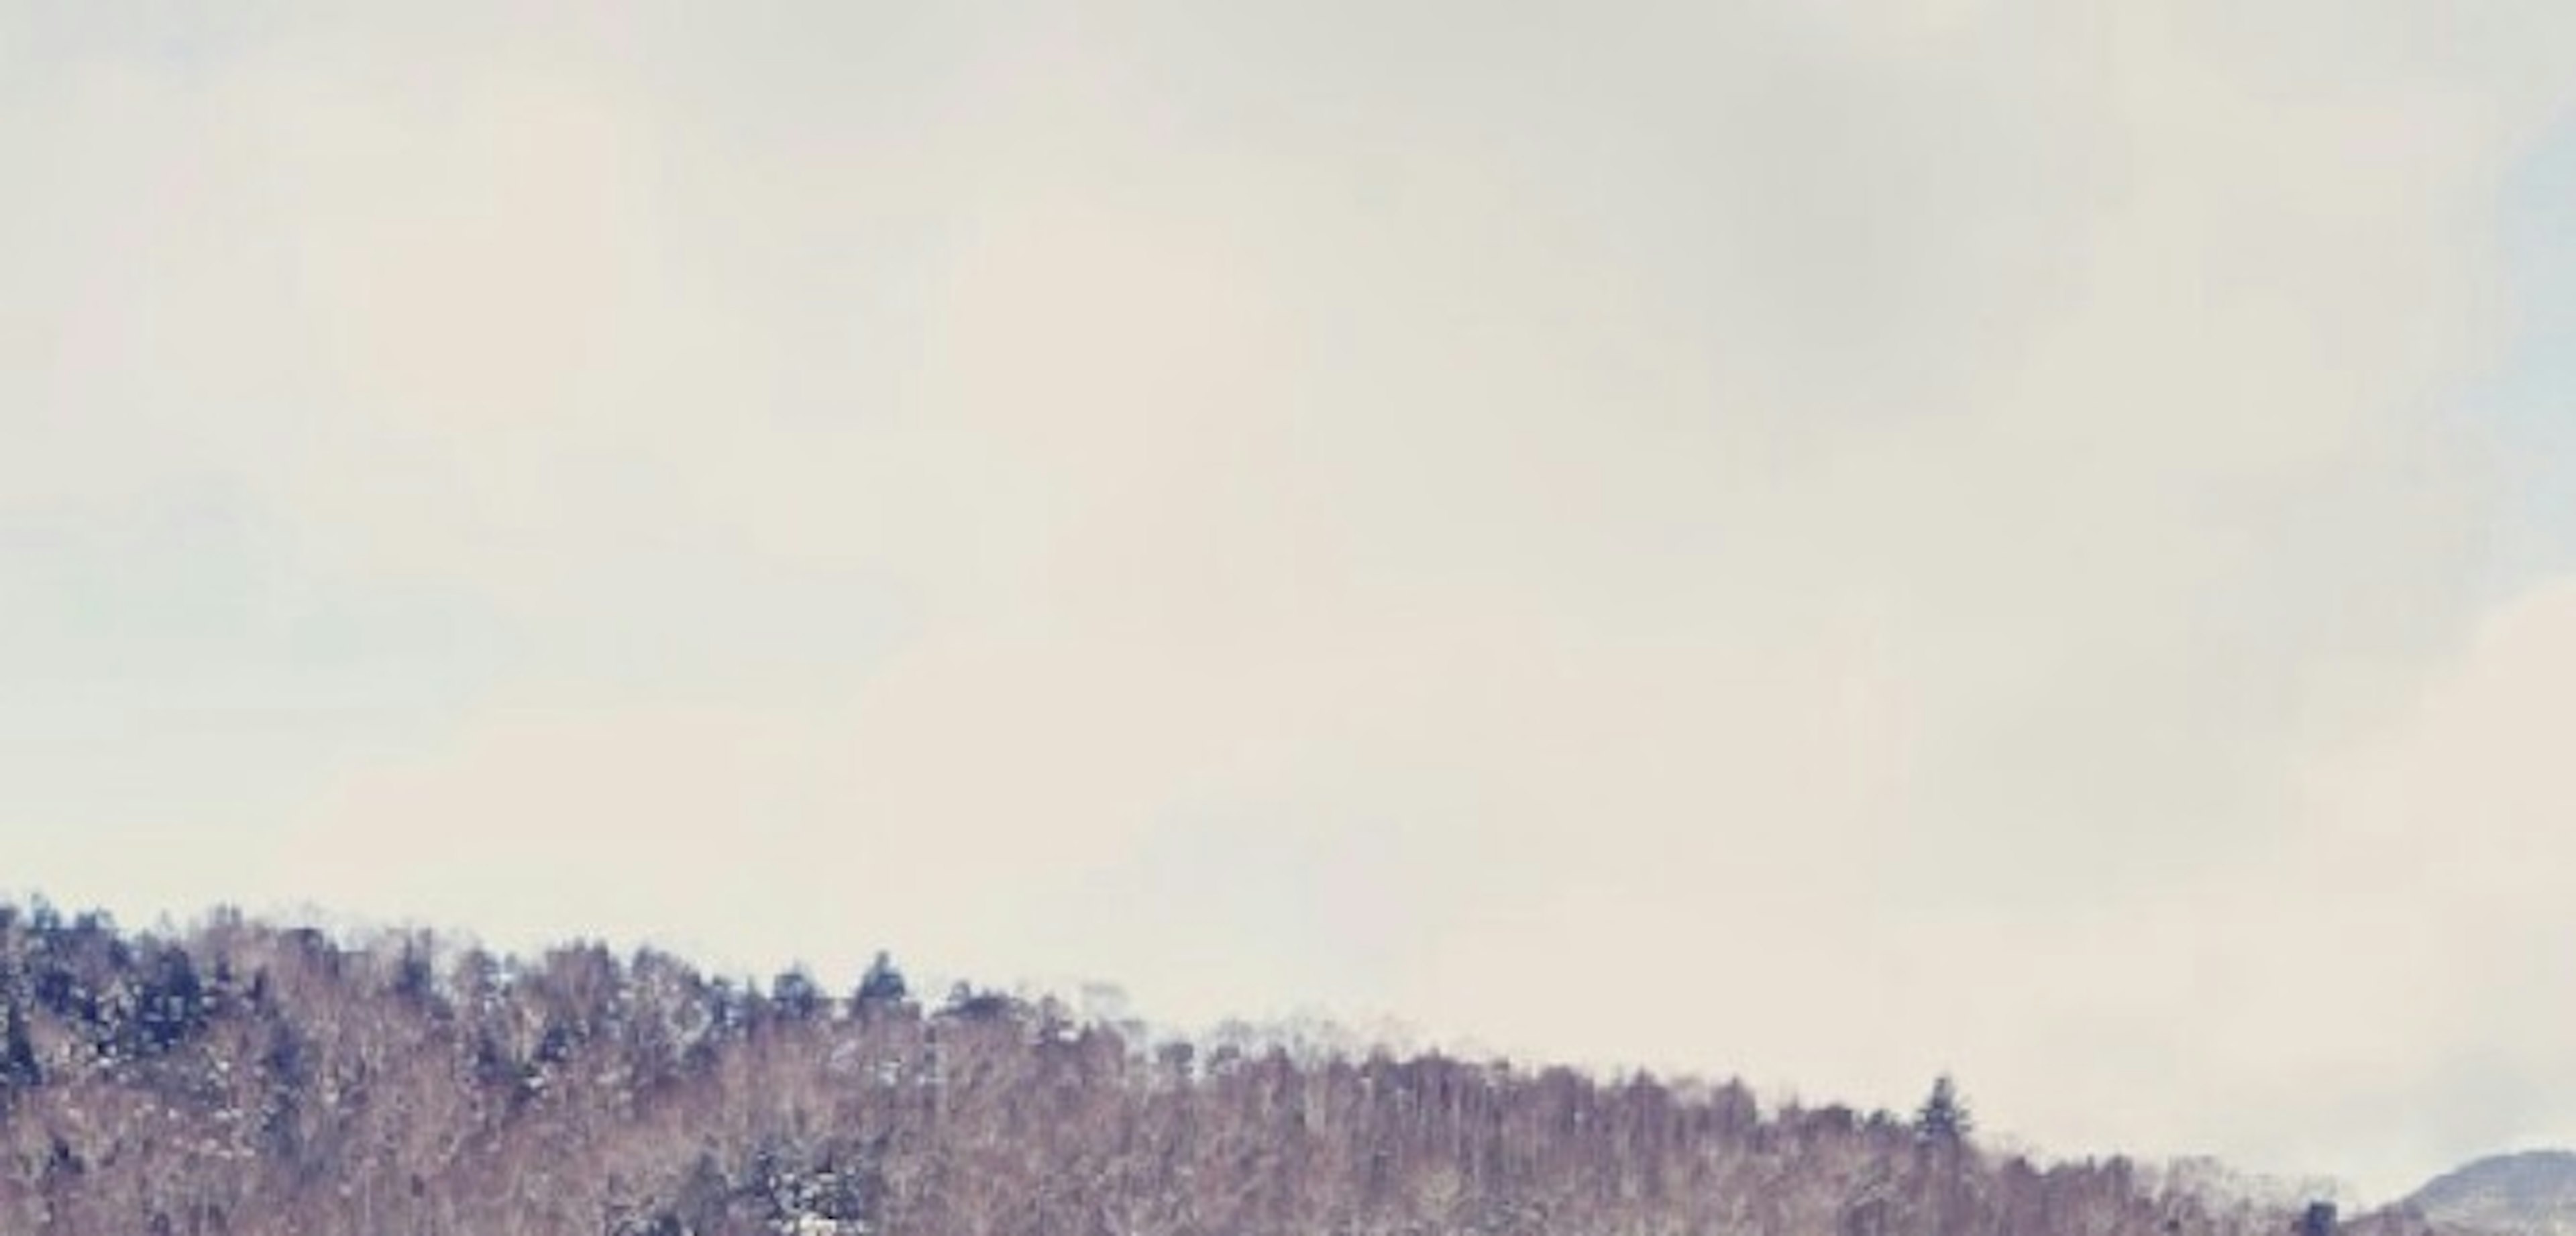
[{"left": 5, "top": 0, "right": 2575, "bottom": 1204}]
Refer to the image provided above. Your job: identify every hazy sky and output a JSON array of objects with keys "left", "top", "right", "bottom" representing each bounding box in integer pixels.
[{"left": 6, "top": 0, "right": 2575, "bottom": 1202}]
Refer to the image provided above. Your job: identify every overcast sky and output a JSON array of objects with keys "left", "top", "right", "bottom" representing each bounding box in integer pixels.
[{"left": 6, "top": 0, "right": 2575, "bottom": 1203}]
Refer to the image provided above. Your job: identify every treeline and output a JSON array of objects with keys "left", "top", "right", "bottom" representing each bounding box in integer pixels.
[{"left": 0, "top": 901, "right": 2432, "bottom": 1236}]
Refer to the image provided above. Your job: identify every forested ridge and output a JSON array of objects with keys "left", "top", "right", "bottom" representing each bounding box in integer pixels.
[{"left": 0, "top": 901, "right": 2434, "bottom": 1236}]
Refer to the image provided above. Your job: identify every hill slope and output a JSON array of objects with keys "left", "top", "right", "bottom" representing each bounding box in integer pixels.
[
  {"left": 0, "top": 900, "right": 2433, "bottom": 1236},
  {"left": 2410, "top": 1151, "right": 2576, "bottom": 1236}
]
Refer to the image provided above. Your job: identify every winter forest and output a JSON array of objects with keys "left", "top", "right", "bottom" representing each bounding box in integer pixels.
[{"left": 0, "top": 901, "right": 2436, "bottom": 1236}]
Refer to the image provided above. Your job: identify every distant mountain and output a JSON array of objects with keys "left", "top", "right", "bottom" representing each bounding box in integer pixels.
[{"left": 2410, "top": 1151, "right": 2576, "bottom": 1236}]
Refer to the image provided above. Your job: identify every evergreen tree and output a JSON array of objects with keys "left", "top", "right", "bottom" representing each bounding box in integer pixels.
[
  {"left": 773, "top": 966, "right": 826, "bottom": 1021},
  {"left": 854, "top": 950, "right": 909, "bottom": 1008},
  {"left": 1, "top": 1006, "right": 38, "bottom": 1090},
  {"left": 1915, "top": 1073, "right": 1972, "bottom": 1141},
  {"left": 2300, "top": 1200, "right": 2339, "bottom": 1236}
]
